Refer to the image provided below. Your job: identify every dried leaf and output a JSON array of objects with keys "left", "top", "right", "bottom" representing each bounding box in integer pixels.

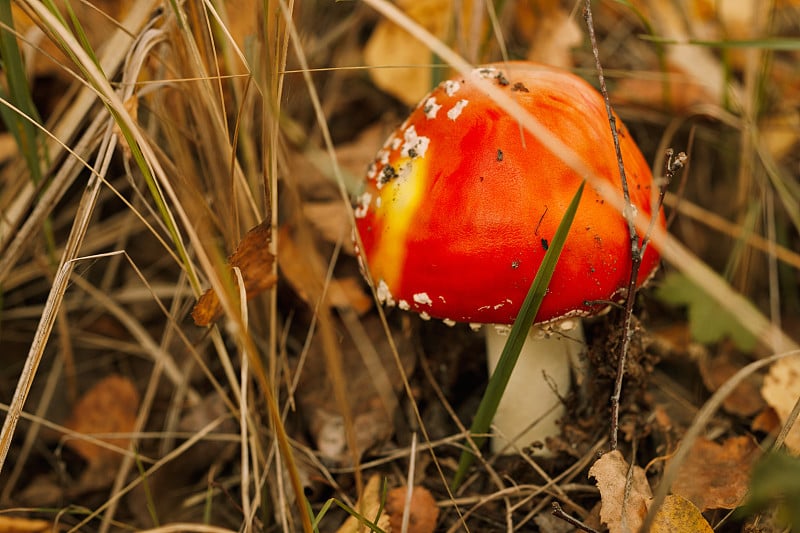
[
  {"left": 335, "top": 476, "right": 391, "bottom": 533},
  {"left": 698, "top": 349, "right": 765, "bottom": 417},
  {"left": 650, "top": 494, "right": 713, "bottom": 533},
  {"left": 752, "top": 406, "right": 781, "bottom": 435},
  {"left": 303, "top": 201, "right": 355, "bottom": 252},
  {"left": 670, "top": 435, "right": 760, "bottom": 511},
  {"left": 326, "top": 277, "right": 374, "bottom": 316},
  {"left": 385, "top": 485, "right": 439, "bottom": 533},
  {"left": 63, "top": 374, "right": 139, "bottom": 466},
  {"left": 762, "top": 354, "right": 800, "bottom": 453},
  {"left": 192, "top": 220, "right": 277, "bottom": 326},
  {"left": 521, "top": 6, "right": 581, "bottom": 69},
  {"left": 690, "top": 0, "right": 760, "bottom": 40},
  {"left": 363, "top": 0, "right": 464, "bottom": 105},
  {"left": 298, "top": 314, "right": 413, "bottom": 462},
  {"left": 0, "top": 516, "right": 51, "bottom": 533},
  {"left": 612, "top": 65, "right": 719, "bottom": 113},
  {"left": 630, "top": 0, "right": 731, "bottom": 105},
  {"left": 589, "top": 450, "right": 653, "bottom": 533},
  {"left": 278, "top": 225, "right": 372, "bottom": 314},
  {"left": 761, "top": 110, "right": 800, "bottom": 162},
  {"left": 62, "top": 375, "right": 140, "bottom": 492}
]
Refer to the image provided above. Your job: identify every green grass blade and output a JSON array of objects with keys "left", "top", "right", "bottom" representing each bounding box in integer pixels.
[
  {"left": 0, "top": 1, "right": 46, "bottom": 183},
  {"left": 452, "top": 181, "right": 585, "bottom": 489},
  {"left": 640, "top": 35, "right": 800, "bottom": 51}
]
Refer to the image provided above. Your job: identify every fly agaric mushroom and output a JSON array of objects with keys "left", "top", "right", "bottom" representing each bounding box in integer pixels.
[{"left": 353, "top": 62, "right": 664, "bottom": 453}]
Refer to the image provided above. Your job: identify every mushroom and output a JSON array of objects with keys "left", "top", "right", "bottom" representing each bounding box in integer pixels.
[{"left": 353, "top": 62, "right": 664, "bottom": 454}]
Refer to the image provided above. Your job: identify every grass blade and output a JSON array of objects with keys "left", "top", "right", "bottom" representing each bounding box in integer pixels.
[{"left": 452, "top": 180, "right": 585, "bottom": 489}]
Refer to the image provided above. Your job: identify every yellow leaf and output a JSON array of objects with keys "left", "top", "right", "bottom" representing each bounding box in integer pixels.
[
  {"left": 651, "top": 494, "right": 714, "bottom": 533},
  {"left": 363, "top": 0, "right": 450, "bottom": 105}
]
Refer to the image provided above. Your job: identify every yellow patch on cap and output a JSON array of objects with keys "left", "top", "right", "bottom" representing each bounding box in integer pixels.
[{"left": 368, "top": 155, "right": 429, "bottom": 294}]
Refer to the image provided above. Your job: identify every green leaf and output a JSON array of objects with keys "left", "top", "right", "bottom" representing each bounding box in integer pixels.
[
  {"left": 0, "top": 1, "right": 46, "bottom": 183},
  {"left": 738, "top": 450, "right": 800, "bottom": 530},
  {"left": 639, "top": 35, "right": 800, "bottom": 51},
  {"left": 655, "top": 272, "right": 756, "bottom": 351},
  {"left": 452, "top": 181, "right": 585, "bottom": 490}
]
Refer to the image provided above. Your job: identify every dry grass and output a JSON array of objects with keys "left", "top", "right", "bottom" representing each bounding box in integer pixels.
[{"left": 1, "top": 0, "right": 799, "bottom": 531}]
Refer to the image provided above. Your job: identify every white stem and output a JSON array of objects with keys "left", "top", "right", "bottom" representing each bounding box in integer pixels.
[{"left": 485, "top": 319, "right": 585, "bottom": 454}]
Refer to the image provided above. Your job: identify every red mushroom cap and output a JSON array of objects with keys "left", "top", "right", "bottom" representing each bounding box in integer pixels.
[{"left": 354, "top": 62, "right": 665, "bottom": 325}]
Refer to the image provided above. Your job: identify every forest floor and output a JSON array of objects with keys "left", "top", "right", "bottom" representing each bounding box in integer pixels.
[{"left": 1, "top": 0, "right": 800, "bottom": 531}]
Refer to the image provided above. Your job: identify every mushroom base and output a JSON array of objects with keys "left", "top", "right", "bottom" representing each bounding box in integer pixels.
[{"left": 485, "top": 320, "right": 584, "bottom": 455}]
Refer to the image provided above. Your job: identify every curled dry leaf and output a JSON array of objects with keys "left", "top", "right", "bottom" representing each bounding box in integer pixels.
[
  {"left": 385, "top": 485, "right": 439, "bottom": 533},
  {"left": 589, "top": 450, "right": 652, "bottom": 533},
  {"left": 762, "top": 354, "right": 800, "bottom": 454},
  {"left": 192, "top": 220, "right": 277, "bottom": 326},
  {"left": 669, "top": 435, "right": 760, "bottom": 511}
]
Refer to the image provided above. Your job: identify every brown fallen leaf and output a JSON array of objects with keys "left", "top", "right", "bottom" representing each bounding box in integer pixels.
[
  {"left": 385, "top": 485, "right": 439, "bottom": 533},
  {"left": 650, "top": 494, "right": 713, "bottom": 533},
  {"left": 612, "top": 65, "right": 720, "bottom": 114},
  {"left": 62, "top": 375, "right": 140, "bottom": 490},
  {"left": 303, "top": 201, "right": 356, "bottom": 253},
  {"left": 518, "top": 3, "right": 581, "bottom": 69},
  {"left": 298, "top": 313, "right": 414, "bottom": 462},
  {"left": 278, "top": 225, "right": 372, "bottom": 315},
  {"left": 363, "top": 0, "right": 472, "bottom": 106},
  {"left": 589, "top": 450, "right": 652, "bottom": 533},
  {"left": 670, "top": 435, "right": 760, "bottom": 511},
  {"left": 63, "top": 374, "right": 139, "bottom": 464},
  {"left": 762, "top": 354, "right": 800, "bottom": 453},
  {"left": 192, "top": 220, "right": 277, "bottom": 326},
  {"left": 698, "top": 347, "right": 765, "bottom": 417},
  {"left": 751, "top": 406, "right": 781, "bottom": 435}
]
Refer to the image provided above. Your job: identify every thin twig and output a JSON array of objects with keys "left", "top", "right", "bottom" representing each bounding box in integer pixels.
[
  {"left": 551, "top": 502, "right": 600, "bottom": 533},
  {"left": 641, "top": 149, "right": 686, "bottom": 255},
  {"left": 583, "top": 0, "right": 637, "bottom": 453},
  {"left": 583, "top": 0, "right": 686, "bottom": 451}
]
